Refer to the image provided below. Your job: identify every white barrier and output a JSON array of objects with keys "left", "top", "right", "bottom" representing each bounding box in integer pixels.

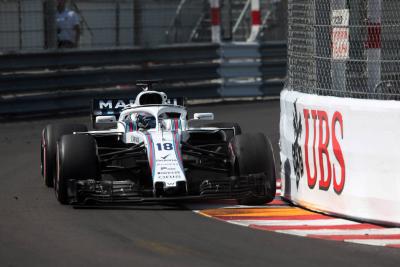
[{"left": 280, "top": 89, "right": 400, "bottom": 226}]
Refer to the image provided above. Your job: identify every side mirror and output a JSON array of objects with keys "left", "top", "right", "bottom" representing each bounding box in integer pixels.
[
  {"left": 95, "top": 115, "right": 117, "bottom": 128},
  {"left": 193, "top": 113, "right": 214, "bottom": 120},
  {"left": 96, "top": 115, "right": 116, "bottom": 123}
]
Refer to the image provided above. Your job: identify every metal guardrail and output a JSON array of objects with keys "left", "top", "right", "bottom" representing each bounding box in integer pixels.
[
  {"left": 219, "top": 42, "right": 263, "bottom": 97},
  {"left": 259, "top": 41, "right": 287, "bottom": 96},
  {"left": 0, "top": 44, "right": 220, "bottom": 72},
  {"left": 0, "top": 42, "right": 286, "bottom": 117},
  {"left": 0, "top": 63, "right": 220, "bottom": 94},
  {"left": 260, "top": 41, "right": 287, "bottom": 80}
]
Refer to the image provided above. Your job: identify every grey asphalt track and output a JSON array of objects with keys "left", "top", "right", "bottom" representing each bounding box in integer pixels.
[{"left": 1, "top": 100, "right": 399, "bottom": 267}]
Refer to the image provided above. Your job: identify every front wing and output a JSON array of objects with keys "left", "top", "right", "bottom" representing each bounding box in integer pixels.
[{"left": 68, "top": 173, "right": 266, "bottom": 205}]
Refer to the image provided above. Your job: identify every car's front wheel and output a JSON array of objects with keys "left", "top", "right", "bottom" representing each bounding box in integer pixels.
[
  {"left": 56, "top": 134, "right": 100, "bottom": 204},
  {"left": 230, "top": 133, "right": 276, "bottom": 205},
  {"left": 41, "top": 123, "right": 87, "bottom": 187}
]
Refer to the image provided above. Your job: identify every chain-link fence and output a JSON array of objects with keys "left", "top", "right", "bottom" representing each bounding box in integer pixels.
[
  {"left": 286, "top": 0, "right": 400, "bottom": 100},
  {"left": 0, "top": 0, "right": 43, "bottom": 51},
  {"left": 0, "top": 0, "right": 136, "bottom": 51},
  {"left": 0, "top": 0, "right": 287, "bottom": 52}
]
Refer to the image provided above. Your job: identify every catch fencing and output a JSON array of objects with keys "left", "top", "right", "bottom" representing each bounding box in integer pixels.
[
  {"left": 286, "top": 0, "right": 400, "bottom": 100},
  {"left": 281, "top": 0, "right": 400, "bottom": 226},
  {"left": 0, "top": 0, "right": 287, "bottom": 51}
]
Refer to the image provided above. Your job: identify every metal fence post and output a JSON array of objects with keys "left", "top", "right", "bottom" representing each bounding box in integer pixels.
[
  {"left": 221, "top": 0, "right": 232, "bottom": 41},
  {"left": 331, "top": 0, "right": 348, "bottom": 93},
  {"left": 367, "top": 0, "right": 381, "bottom": 93},
  {"left": 133, "top": 0, "right": 142, "bottom": 46},
  {"left": 247, "top": 0, "right": 261, "bottom": 42},
  {"left": 44, "top": 0, "right": 57, "bottom": 49},
  {"left": 210, "top": 0, "right": 221, "bottom": 43}
]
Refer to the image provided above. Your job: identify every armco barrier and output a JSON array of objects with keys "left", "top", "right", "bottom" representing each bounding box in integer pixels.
[
  {"left": 219, "top": 42, "right": 263, "bottom": 97},
  {"left": 0, "top": 42, "right": 286, "bottom": 117},
  {"left": 0, "top": 63, "right": 220, "bottom": 94},
  {"left": 0, "top": 44, "right": 221, "bottom": 72},
  {"left": 280, "top": 89, "right": 400, "bottom": 226},
  {"left": 260, "top": 42, "right": 287, "bottom": 96}
]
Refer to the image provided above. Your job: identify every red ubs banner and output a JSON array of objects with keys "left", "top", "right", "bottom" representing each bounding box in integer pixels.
[{"left": 303, "top": 109, "right": 346, "bottom": 194}]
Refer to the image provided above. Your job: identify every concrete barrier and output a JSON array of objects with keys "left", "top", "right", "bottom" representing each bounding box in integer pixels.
[{"left": 280, "top": 89, "right": 400, "bottom": 226}]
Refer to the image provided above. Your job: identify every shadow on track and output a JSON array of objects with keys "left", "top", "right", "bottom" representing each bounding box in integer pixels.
[
  {"left": 71, "top": 199, "right": 239, "bottom": 211},
  {"left": 73, "top": 203, "right": 187, "bottom": 211}
]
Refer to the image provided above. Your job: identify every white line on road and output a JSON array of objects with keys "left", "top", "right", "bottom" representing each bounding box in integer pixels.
[
  {"left": 227, "top": 219, "right": 358, "bottom": 227},
  {"left": 276, "top": 228, "right": 400, "bottom": 237}
]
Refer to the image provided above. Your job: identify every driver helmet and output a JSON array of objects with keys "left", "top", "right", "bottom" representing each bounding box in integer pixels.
[{"left": 136, "top": 113, "right": 156, "bottom": 130}]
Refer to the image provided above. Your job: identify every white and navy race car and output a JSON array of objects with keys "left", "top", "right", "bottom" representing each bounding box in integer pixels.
[{"left": 40, "top": 84, "right": 276, "bottom": 205}]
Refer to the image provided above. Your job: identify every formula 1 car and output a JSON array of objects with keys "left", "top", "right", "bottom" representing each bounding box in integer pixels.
[{"left": 40, "top": 84, "right": 276, "bottom": 205}]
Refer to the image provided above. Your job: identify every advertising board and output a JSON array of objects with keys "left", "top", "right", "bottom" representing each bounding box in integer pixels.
[{"left": 280, "top": 89, "right": 400, "bottom": 225}]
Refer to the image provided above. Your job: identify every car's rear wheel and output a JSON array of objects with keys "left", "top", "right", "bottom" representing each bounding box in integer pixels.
[
  {"left": 230, "top": 133, "right": 276, "bottom": 205},
  {"left": 41, "top": 124, "right": 87, "bottom": 187},
  {"left": 56, "top": 134, "right": 99, "bottom": 204}
]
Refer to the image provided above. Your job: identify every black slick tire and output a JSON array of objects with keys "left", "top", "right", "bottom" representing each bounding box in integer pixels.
[
  {"left": 56, "top": 134, "right": 99, "bottom": 205},
  {"left": 230, "top": 133, "right": 276, "bottom": 205},
  {"left": 41, "top": 123, "right": 87, "bottom": 187}
]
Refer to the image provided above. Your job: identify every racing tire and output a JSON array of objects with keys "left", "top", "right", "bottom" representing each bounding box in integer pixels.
[
  {"left": 55, "top": 134, "right": 100, "bottom": 205},
  {"left": 41, "top": 123, "right": 87, "bottom": 187},
  {"left": 230, "top": 133, "right": 276, "bottom": 205},
  {"left": 203, "top": 122, "right": 242, "bottom": 141}
]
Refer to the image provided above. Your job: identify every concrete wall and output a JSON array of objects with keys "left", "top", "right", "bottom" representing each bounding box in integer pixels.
[{"left": 280, "top": 89, "right": 400, "bottom": 226}]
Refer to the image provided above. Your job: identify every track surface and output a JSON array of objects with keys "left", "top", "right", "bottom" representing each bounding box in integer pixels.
[{"left": 1, "top": 101, "right": 399, "bottom": 267}]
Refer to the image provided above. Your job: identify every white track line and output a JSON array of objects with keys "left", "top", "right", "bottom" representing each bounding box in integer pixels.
[
  {"left": 276, "top": 228, "right": 400, "bottom": 237},
  {"left": 190, "top": 205, "right": 238, "bottom": 210},
  {"left": 346, "top": 239, "right": 400, "bottom": 246},
  {"left": 227, "top": 219, "right": 358, "bottom": 227},
  {"left": 233, "top": 205, "right": 287, "bottom": 208}
]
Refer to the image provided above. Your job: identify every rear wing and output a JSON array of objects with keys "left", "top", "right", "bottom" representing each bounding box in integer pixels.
[{"left": 91, "top": 97, "right": 186, "bottom": 126}]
